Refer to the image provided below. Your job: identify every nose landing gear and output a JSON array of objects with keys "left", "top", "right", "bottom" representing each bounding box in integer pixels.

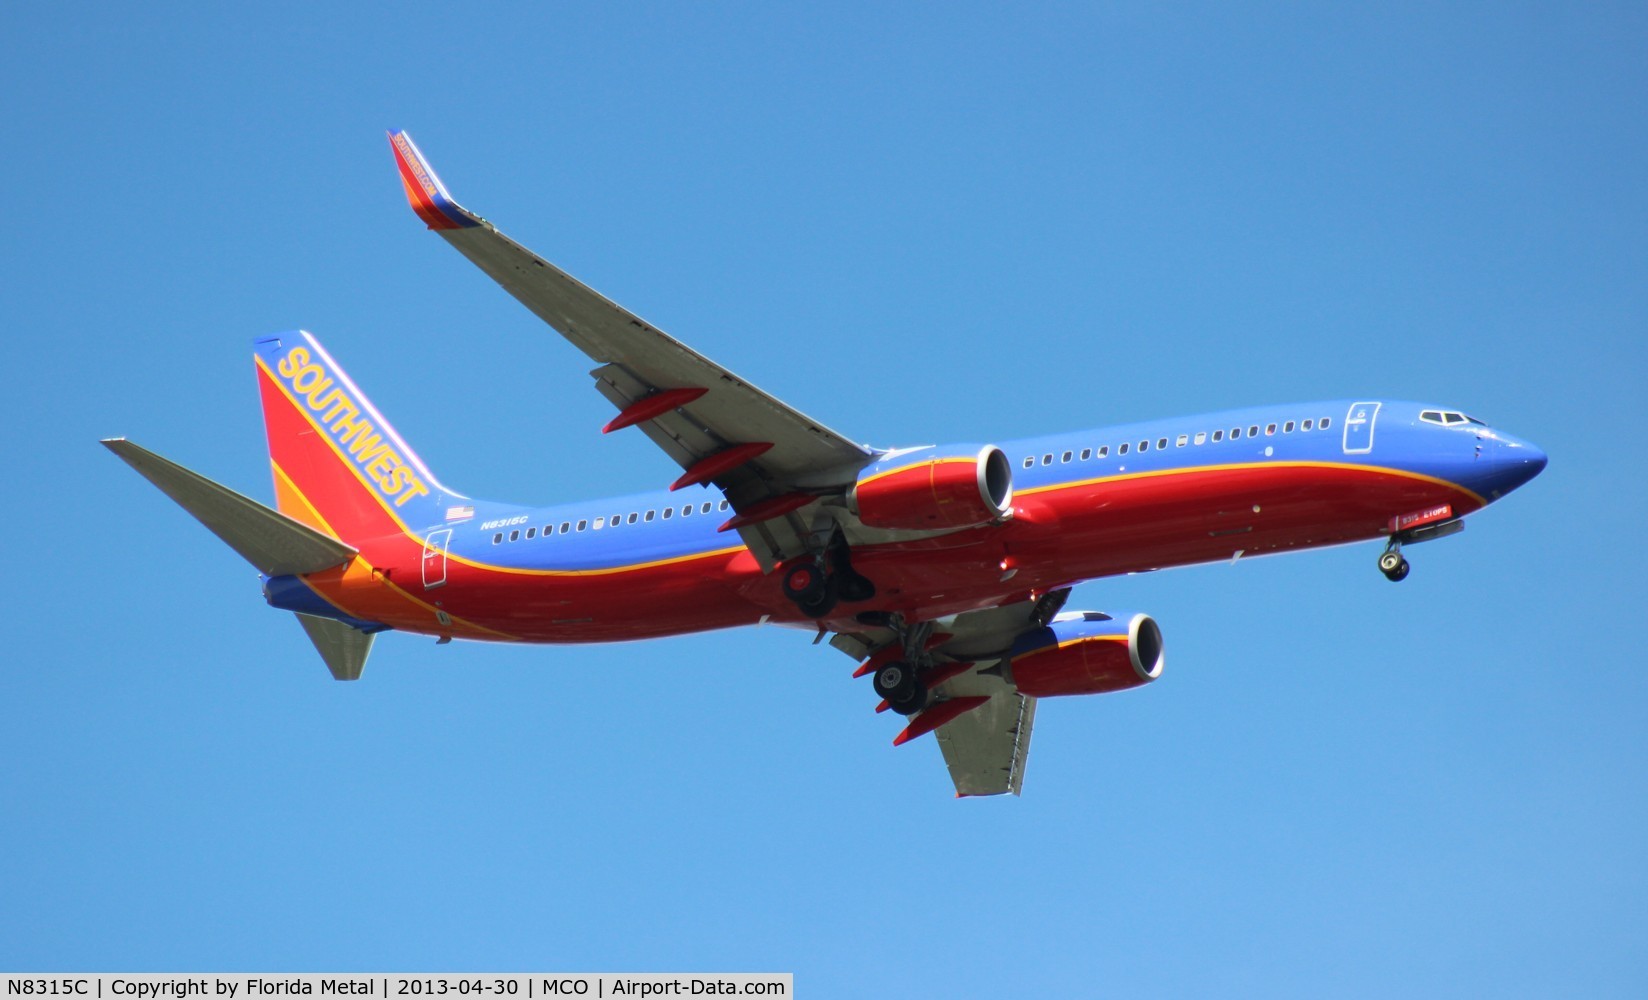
[{"left": 1378, "top": 542, "right": 1410, "bottom": 582}]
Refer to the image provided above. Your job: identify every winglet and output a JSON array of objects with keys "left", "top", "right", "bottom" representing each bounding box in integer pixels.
[{"left": 387, "top": 130, "right": 482, "bottom": 230}]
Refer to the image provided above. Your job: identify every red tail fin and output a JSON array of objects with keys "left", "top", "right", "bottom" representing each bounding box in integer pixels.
[{"left": 254, "top": 331, "right": 459, "bottom": 544}]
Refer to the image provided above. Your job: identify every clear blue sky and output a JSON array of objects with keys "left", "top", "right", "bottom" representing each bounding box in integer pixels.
[{"left": 4, "top": 3, "right": 1644, "bottom": 995}]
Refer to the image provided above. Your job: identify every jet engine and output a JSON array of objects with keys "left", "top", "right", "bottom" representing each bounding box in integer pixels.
[
  {"left": 849, "top": 444, "right": 1013, "bottom": 530},
  {"left": 1007, "top": 611, "right": 1164, "bottom": 698}
]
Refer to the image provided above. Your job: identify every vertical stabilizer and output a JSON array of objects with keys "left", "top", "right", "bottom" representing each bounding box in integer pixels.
[{"left": 254, "top": 331, "right": 461, "bottom": 544}]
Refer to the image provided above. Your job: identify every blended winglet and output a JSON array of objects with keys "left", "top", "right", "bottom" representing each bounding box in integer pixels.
[{"left": 387, "top": 130, "right": 481, "bottom": 230}]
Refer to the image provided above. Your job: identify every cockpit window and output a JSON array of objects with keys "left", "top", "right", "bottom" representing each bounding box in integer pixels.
[{"left": 1423, "top": 408, "right": 1484, "bottom": 427}]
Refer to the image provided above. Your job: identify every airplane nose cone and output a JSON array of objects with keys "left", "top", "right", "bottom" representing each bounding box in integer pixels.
[{"left": 1488, "top": 432, "right": 1547, "bottom": 496}]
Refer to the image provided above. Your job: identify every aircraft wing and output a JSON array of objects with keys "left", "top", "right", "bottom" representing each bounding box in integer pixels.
[
  {"left": 829, "top": 590, "right": 1068, "bottom": 796},
  {"left": 389, "top": 131, "right": 876, "bottom": 567},
  {"left": 933, "top": 676, "right": 1036, "bottom": 797}
]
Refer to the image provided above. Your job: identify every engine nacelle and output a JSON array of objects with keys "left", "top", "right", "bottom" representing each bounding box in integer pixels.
[
  {"left": 1008, "top": 611, "right": 1164, "bottom": 698},
  {"left": 849, "top": 444, "right": 1013, "bottom": 530}
]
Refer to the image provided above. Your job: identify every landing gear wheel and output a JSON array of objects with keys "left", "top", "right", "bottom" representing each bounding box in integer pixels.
[
  {"left": 1378, "top": 547, "right": 1409, "bottom": 582},
  {"left": 783, "top": 561, "right": 826, "bottom": 604},
  {"left": 889, "top": 685, "right": 928, "bottom": 716},
  {"left": 874, "top": 663, "right": 928, "bottom": 715},
  {"left": 797, "top": 572, "right": 839, "bottom": 619},
  {"left": 873, "top": 662, "right": 914, "bottom": 702}
]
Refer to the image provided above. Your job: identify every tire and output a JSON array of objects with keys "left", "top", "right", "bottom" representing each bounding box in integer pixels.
[
  {"left": 783, "top": 562, "right": 826, "bottom": 603},
  {"left": 890, "top": 681, "right": 928, "bottom": 717},
  {"left": 1386, "top": 558, "right": 1410, "bottom": 582},
  {"left": 873, "top": 662, "right": 912, "bottom": 701},
  {"left": 796, "top": 573, "right": 840, "bottom": 619},
  {"left": 1378, "top": 550, "right": 1403, "bottom": 574}
]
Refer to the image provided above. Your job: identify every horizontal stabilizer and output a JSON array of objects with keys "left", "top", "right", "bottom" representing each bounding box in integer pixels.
[
  {"left": 295, "top": 613, "right": 374, "bottom": 680},
  {"left": 101, "top": 438, "right": 357, "bottom": 576}
]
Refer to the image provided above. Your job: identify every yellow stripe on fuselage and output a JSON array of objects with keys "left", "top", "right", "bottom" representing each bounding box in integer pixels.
[{"left": 1016, "top": 459, "right": 1487, "bottom": 508}]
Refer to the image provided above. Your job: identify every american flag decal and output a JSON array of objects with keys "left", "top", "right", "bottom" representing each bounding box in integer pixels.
[{"left": 445, "top": 505, "right": 475, "bottom": 521}]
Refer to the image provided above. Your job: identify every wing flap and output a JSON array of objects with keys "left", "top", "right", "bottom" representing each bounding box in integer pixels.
[{"left": 932, "top": 670, "right": 1036, "bottom": 797}]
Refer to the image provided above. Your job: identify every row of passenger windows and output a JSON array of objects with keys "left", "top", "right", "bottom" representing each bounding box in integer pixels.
[
  {"left": 1022, "top": 415, "right": 1334, "bottom": 469},
  {"left": 493, "top": 499, "right": 733, "bottom": 544}
]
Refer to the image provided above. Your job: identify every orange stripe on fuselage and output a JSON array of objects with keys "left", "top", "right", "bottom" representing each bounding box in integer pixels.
[{"left": 268, "top": 456, "right": 514, "bottom": 640}]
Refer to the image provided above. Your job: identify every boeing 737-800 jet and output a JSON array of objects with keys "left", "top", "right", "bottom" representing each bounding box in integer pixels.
[{"left": 103, "top": 131, "right": 1547, "bottom": 795}]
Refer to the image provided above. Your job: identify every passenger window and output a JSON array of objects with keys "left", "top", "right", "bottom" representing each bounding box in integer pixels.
[
  {"left": 561, "top": 522, "right": 572, "bottom": 533},
  {"left": 1157, "top": 437, "right": 1168, "bottom": 449},
  {"left": 1265, "top": 424, "right": 1276, "bottom": 436},
  {"left": 492, "top": 533, "right": 503, "bottom": 544},
  {"left": 1321, "top": 417, "right": 1332, "bottom": 429},
  {"left": 626, "top": 512, "right": 637, "bottom": 524},
  {"left": 1231, "top": 428, "right": 1241, "bottom": 439},
  {"left": 718, "top": 501, "right": 729, "bottom": 511},
  {"left": 1302, "top": 419, "right": 1313, "bottom": 431},
  {"left": 1042, "top": 454, "right": 1053, "bottom": 466},
  {"left": 1080, "top": 448, "right": 1091, "bottom": 460},
  {"left": 1284, "top": 421, "right": 1294, "bottom": 433},
  {"left": 593, "top": 517, "right": 605, "bottom": 530},
  {"left": 1249, "top": 425, "right": 1259, "bottom": 437},
  {"left": 509, "top": 530, "right": 520, "bottom": 542},
  {"left": 682, "top": 505, "right": 692, "bottom": 517},
  {"left": 1098, "top": 446, "right": 1108, "bottom": 458},
  {"left": 1119, "top": 443, "right": 1129, "bottom": 455},
  {"left": 543, "top": 525, "right": 554, "bottom": 536},
  {"left": 662, "top": 508, "right": 672, "bottom": 519},
  {"left": 1061, "top": 450, "right": 1072, "bottom": 463},
  {"left": 576, "top": 519, "right": 588, "bottom": 531},
  {"left": 526, "top": 528, "right": 536, "bottom": 539},
  {"left": 1138, "top": 440, "right": 1149, "bottom": 453},
  {"left": 1177, "top": 434, "right": 1188, "bottom": 447},
  {"left": 1023, "top": 456, "right": 1034, "bottom": 469},
  {"left": 702, "top": 502, "right": 713, "bottom": 514},
  {"left": 1194, "top": 432, "right": 1206, "bottom": 445},
  {"left": 1213, "top": 430, "right": 1224, "bottom": 442}
]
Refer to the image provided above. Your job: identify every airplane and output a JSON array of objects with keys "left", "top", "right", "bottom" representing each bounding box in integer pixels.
[{"left": 102, "top": 130, "right": 1548, "bottom": 796}]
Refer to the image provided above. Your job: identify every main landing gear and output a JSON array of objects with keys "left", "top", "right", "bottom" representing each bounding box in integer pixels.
[
  {"left": 781, "top": 539, "right": 876, "bottom": 619},
  {"left": 1378, "top": 540, "right": 1410, "bottom": 582},
  {"left": 872, "top": 659, "right": 927, "bottom": 716}
]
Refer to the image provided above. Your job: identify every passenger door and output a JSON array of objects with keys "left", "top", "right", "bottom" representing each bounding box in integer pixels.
[
  {"left": 421, "top": 529, "right": 453, "bottom": 589},
  {"left": 1343, "top": 401, "right": 1381, "bottom": 455}
]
